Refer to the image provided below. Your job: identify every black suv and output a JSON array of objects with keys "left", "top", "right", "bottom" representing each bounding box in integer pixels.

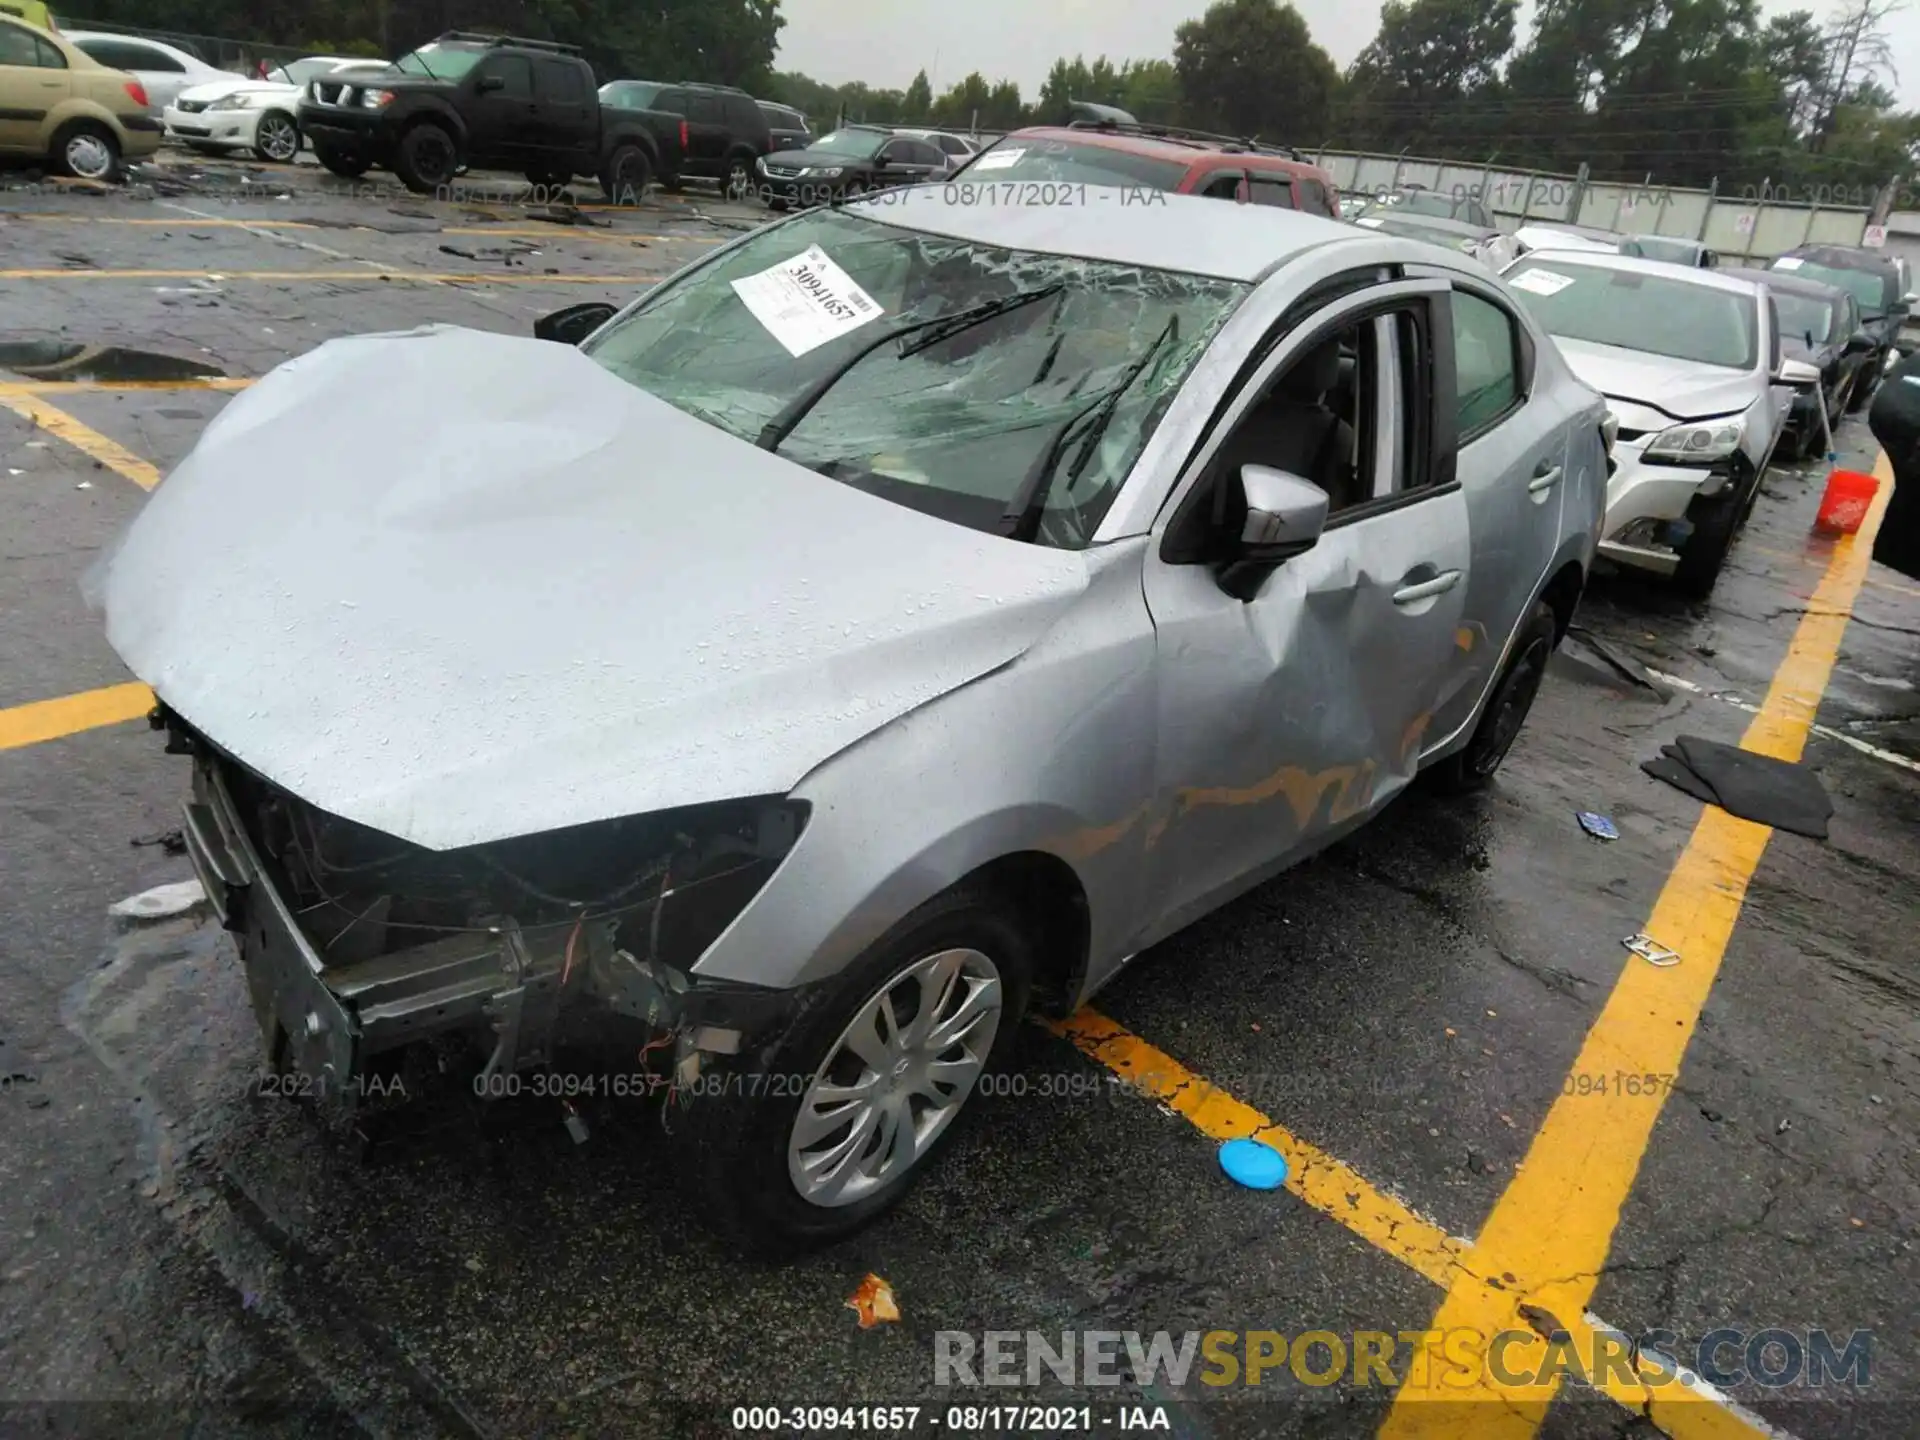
[
  {"left": 298, "top": 33, "right": 686, "bottom": 199},
  {"left": 757, "top": 99, "right": 811, "bottom": 153},
  {"left": 597, "top": 79, "right": 771, "bottom": 193}
]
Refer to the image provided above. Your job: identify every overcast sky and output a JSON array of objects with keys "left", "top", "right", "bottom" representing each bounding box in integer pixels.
[{"left": 774, "top": 0, "right": 1920, "bottom": 109}]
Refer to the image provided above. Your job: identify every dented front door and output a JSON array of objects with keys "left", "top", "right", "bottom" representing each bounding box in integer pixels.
[{"left": 1142, "top": 493, "right": 1470, "bottom": 923}]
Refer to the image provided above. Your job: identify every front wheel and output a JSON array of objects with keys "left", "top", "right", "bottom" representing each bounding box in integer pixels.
[
  {"left": 252, "top": 110, "right": 300, "bottom": 164},
  {"left": 1847, "top": 369, "right": 1877, "bottom": 414},
  {"left": 1672, "top": 487, "right": 1741, "bottom": 599},
  {"left": 392, "top": 122, "right": 458, "bottom": 193},
  {"left": 724, "top": 153, "right": 754, "bottom": 199},
  {"left": 674, "top": 887, "right": 1032, "bottom": 1255},
  {"left": 1425, "top": 600, "right": 1559, "bottom": 795}
]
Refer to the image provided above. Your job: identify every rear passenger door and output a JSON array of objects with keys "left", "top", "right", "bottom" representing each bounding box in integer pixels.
[
  {"left": 467, "top": 54, "right": 536, "bottom": 166},
  {"left": 682, "top": 92, "right": 727, "bottom": 170},
  {"left": 0, "top": 20, "right": 68, "bottom": 149},
  {"left": 1431, "top": 281, "right": 1571, "bottom": 745},
  {"left": 533, "top": 58, "right": 593, "bottom": 160}
]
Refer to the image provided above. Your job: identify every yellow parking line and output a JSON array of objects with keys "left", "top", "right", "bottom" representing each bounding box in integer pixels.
[
  {"left": 0, "top": 379, "right": 254, "bottom": 395},
  {"left": 0, "top": 268, "right": 659, "bottom": 284},
  {"left": 1053, "top": 1010, "right": 1468, "bottom": 1287},
  {"left": 0, "top": 682, "right": 154, "bottom": 751},
  {"left": 0, "top": 391, "right": 162, "bottom": 488},
  {"left": 1378, "top": 452, "right": 1896, "bottom": 1437},
  {"left": 1054, "top": 1011, "right": 1782, "bottom": 1437}
]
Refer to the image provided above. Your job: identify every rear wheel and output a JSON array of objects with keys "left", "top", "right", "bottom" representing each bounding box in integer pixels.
[
  {"left": 724, "top": 152, "right": 754, "bottom": 199},
  {"left": 313, "top": 143, "right": 370, "bottom": 178},
  {"left": 599, "top": 143, "right": 652, "bottom": 206},
  {"left": 1425, "top": 601, "right": 1559, "bottom": 794},
  {"left": 252, "top": 110, "right": 300, "bottom": 164},
  {"left": 675, "top": 887, "right": 1032, "bottom": 1255},
  {"left": 51, "top": 121, "right": 119, "bottom": 181},
  {"left": 392, "top": 122, "right": 458, "bottom": 193}
]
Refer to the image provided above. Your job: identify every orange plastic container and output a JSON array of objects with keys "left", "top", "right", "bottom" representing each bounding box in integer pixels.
[{"left": 1814, "top": 469, "right": 1879, "bottom": 535}]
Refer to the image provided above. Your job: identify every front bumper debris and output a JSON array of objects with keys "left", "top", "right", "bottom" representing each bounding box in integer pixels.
[{"left": 160, "top": 708, "right": 801, "bottom": 1104}]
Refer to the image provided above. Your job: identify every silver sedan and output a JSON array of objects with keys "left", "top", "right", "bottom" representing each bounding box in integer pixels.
[{"left": 99, "top": 188, "right": 1608, "bottom": 1253}]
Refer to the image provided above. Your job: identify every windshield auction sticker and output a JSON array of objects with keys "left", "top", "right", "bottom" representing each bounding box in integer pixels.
[
  {"left": 969, "top": 147, "right": 1025, "bottom": 172},
  {"left": 731, "top": 245, "right": 886, "bottom": 357},
  {"left": 1507, "top": 267, "right": 1576, "bottom": 297}
]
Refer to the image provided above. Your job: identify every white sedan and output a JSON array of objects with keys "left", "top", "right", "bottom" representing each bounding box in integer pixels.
[
  {"left": 164, "top": 56, "right": 388, "bottom": 164},
  {"left": 62, "top": 30, "right": 230, "bottom": 115}
]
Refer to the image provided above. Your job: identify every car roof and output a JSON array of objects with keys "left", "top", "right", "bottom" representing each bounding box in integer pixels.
[
  {"left": 1357, "top": 208, "right": 1490, "bottom": 239},
  {"left": 1002, "top": 125, "right": 1318, "bottom": 174},
  {"left": 1720, "top": 265, "right": 1848, "bottom": 301},
  {"left": 844, "top": 184, "right": 1364, "bottom": 282},
  {"left": 64, "top": 30, "right": 209, "bottom": 62},
  {"left": 1781, "top": 244, "right": 1898, "bottom": 274},
  {"left": 1516, "top": 248, "right": 1765, "bottom": 298}
]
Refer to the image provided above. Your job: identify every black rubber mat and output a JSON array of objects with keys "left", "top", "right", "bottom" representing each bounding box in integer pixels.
[{"left": 1642, "top": 734, "right": 1834, "bottom": 839}]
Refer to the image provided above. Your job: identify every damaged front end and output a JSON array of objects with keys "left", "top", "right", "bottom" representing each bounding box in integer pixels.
[{"left": 158, "top": 705, "right": 805, "bottom": 1106}]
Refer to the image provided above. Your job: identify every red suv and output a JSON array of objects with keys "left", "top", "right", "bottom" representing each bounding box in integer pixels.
[{"left": 950, "top": 122, "right": 1341, "bottom": 218}]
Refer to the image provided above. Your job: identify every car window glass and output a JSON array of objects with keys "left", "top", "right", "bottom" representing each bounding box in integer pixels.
[
  {"left": 476, "top": 55, "right": 531, "bottom": 98},
  {"left": 1510, "top": 261, "right": 1757, "bottom": 369},
  {"left": 966, "top": 137, "right": 1190, "bottom": 190},
  {"left": 1773, "top": 291, "right": 1830, "bottom": 344},
  {"left": 911, "top": 140, "right": 944, "bottom": 166},
  {"left": 125, "top": 42, "right": 182, "bottom": 71},
  {"left": 1451, "top": 289, "right": 1521, "bottom": 437},
  {"left": 650, "top": 87, "right": 683, "bottom": 112},
  {"left": 0, "top": 20, "right": 46, "bottom": 65},
  {"left": 1247, "top": 176, "right": 1295, "bottom": 208},
  {"left": 938, "top": 135, "right": 967, "bottom": 155},
  {"left": 580, "top": 206, "right": 1247, "bottom": 550},
  {"left": 1297, "top": 179, "right": 1332, "bottom": 215},
  {"left": 728, "top": 96, "right": 761, "bottom": 128},
  {"left": 1198, "top": 173, "right": 1242, "bottom": 200},
  {"left": 686, "top": 93, "right": 721, "bottom": 123},
  {"left": 1767, "top": 297, "right": 1782, "bottom": 373},
  {"left": 535, "top": 58, "right": 583, "bottom": 102}
]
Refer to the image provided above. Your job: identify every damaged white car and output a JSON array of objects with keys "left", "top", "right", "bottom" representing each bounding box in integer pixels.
[{"left": 98, "top": 189, "right": 1605, "bottom": 1251}]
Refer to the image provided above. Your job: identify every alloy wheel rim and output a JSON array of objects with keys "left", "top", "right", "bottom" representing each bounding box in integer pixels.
[
  {"left": 67, "top": 134, "right": 112, "bottom": 179},
  {"left": 788, "top": 947, "right": 1003, "bottom": 1207},
  {"left": 259, "top": 115, "right": 296, "bottom": 161}
]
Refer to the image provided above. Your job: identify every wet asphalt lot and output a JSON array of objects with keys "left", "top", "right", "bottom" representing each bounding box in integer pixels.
[{"left": 0, "top": 155, "right": 1916, "bottom": 1440}]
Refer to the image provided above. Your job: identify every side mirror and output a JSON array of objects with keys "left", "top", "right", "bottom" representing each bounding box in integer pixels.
[
  {"left": 1775, "top": 356, "right": 1822, "bottom": 389},
  {"left": 534, "top": 302, "right": 617, "bottom": 346},
  {"left": 1218, "top": 464, "right": 1328, "bottom": 601},
  {"left": 1903, "top": 292, "right": 1918, "bottom": 307},
  {"left": 476, "top": 74, "right": 505, "bottom": 94},
  {"left": 1845, "top": 331, "right": 1878, "bottom": 356}
]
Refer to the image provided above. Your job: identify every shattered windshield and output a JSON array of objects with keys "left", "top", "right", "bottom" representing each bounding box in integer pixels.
[
  {"left": 582, "top": 208, "right": 1247, "bottom": 548},
  {"left": 1507, "top": 261, "right": 1757, "bottom": 369}
]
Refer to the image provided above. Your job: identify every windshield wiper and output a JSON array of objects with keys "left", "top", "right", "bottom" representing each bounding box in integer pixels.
[
  {"left": 754, "top": 283, "right": 1066, "bottom": 452},
  {"left": 999, "top": 313, "right": 1179, "bottom": 543}
]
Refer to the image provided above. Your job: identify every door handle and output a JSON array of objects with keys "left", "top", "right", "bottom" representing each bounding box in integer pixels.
[
  {"left": 1528, "top": 463, "right": 1562, "bottom": 493},
  {"left": 1393, "top": 569, "right": 1462, "bottom": 605}
]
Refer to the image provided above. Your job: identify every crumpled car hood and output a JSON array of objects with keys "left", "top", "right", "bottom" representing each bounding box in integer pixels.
[
  {"left": 98, "top": 325, "right": 1088, "bottom": 850},
  {"left": 1553, "top": 337, "right": 1758, "bottom": 422}
]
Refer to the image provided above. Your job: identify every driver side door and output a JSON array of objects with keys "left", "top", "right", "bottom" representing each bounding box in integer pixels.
[
  {"left": 1138, "top": 277, "right": 1471, "bottom": 940},
  {"left": 466, "top": 54, "right": 535, "bottom": 167}
]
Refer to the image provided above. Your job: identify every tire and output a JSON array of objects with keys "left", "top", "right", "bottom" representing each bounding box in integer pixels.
[
  {"left": 392, "top": 121, "right": 459, "bottom": 194},
  {"left": 313, "top": 143, "right": 369, "bottom": 179},
  {"left": 1426, "top": 600, "right": 1559, "bottom": 795},
  {"left": 598, "top": 143, "right": 652, "bottom": 206},
  {"left": 723, "top": 153, "right": 755, "bottom": 199},
  {"left": 1847, "top": 368, "right": 1877, "bottom": 414},
  {"left": 674, "top": 886, "right": 1033, "bottom": 1256},
  {"left": 1672, "top": 488, "right": 1741, "bottom": 599},
  {"left": 51, "top": 121, "right": 119, "bottom": 182},
  {"left": 252, "top": 110, "right": 301, "bottom": 164}
]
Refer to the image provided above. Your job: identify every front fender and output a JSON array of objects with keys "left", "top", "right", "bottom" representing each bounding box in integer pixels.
[{"left": 691, "top": 540, "right": 1160, "bottom": 995}]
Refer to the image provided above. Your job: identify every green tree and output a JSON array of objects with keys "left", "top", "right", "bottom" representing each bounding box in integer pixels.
[
  {"left": 904, "top": 68, "right": 933, "bottom": 119},
  {"left": 1173, "top": 0, "right": 1338, "bottom": 142},
  {"left": 1341, "top": 0, "right": 1516, "bottom": 152},
  {"left": 1119, "top": 59, "right": 1181, "bottom": 123}
]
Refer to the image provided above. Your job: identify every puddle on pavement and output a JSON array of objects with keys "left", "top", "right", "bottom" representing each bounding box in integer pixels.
[{"left": 0, "top": 340, "right": 226, "bottom": 384}]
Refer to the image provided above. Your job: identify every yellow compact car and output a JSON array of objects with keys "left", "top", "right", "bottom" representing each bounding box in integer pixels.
[{"left": 0, "top": 13, "right": 162, "bottom": 179}]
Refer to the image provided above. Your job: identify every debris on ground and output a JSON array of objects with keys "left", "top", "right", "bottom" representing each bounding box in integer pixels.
[
  {"left": 1576, "top": 811, "right": 1619, "bottom": 840},
  {"left": 129, "top": 828, "right": 187, "bottom": 856},
  {"left": 1640, "top": 734, "right": 1834, "bottom": 838},
  {"left": 845, "top": 1273, "right": 900, "bottom": 1329},
  {"left": 1218, "top": 1137, "right": 1289, "bottom": 1190},
  {"left": 1623, "top": 933, "right": 1681, "bottom": 967},
  {"left": 108, "top": 879, "right": 207, "bottom": 925},
  {"left": 1561, "top": 625, "right": 1663, "bottom": 691},
  {"left": 525, "top": 204, "right": 609, "bottom": 228}
]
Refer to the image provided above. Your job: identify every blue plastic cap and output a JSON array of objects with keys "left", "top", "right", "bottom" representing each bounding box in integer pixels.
[{"left": 1219, "top": 1138, "right": 1289, "bottom": 1190}]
